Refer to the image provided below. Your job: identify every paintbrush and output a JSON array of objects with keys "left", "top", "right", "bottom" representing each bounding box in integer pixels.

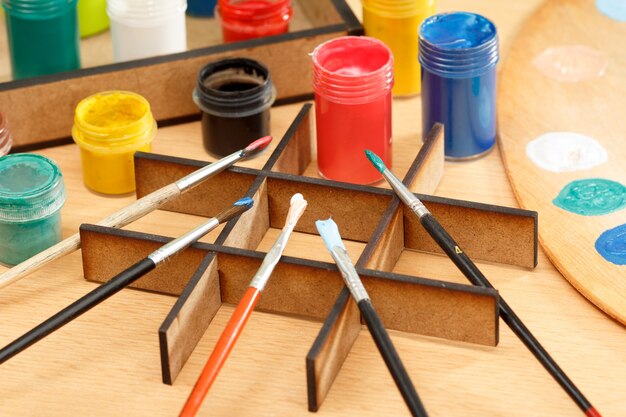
[
  {"left": 0, "top": 197, "right": 254, "bottom": 365},
  {"left": 316, "top": 218, "right": 429, "bottom": 417},
  {"left": 179, "top": 193, "right": 307, "bottom": 417},
  {"left": 0, "top": 136, "right": 272, "bottom": 290},
  {"left": 365, "top": 149, "right": 602, "bottom": 417}
]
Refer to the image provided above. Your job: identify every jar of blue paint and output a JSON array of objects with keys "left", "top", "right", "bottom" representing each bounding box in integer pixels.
[
  {"left": 419, "top": 12, "right": 499, "bottom": 160},
  {"left": 0, "top": 154, "right": 66, "bottom": 266}
]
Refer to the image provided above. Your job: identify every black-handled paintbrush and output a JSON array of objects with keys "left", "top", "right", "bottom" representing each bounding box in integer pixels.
[
  {"left": 0, "top": 197, "right": 254, "bottom": 365},
  {"left": 316, "top": 218, "right": 429, "bottom": 417},
  {"left": 365, "top": 149, "right": 601, "bottom": 417}
]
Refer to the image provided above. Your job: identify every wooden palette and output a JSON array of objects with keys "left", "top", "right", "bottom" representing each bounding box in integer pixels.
[{"left": 498, "top": 0, "right": 626, "bottom": 324}]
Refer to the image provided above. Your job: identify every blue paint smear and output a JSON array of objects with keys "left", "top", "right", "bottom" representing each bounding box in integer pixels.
[
  {"left": 420, "top": 12, "right": 497, "bottom": 50},
  {"left": 595, "top": 224, "right": 626, "bottom": 265},
  {"left": 596, "top": 0, "right": 626, "bottom": 22}
]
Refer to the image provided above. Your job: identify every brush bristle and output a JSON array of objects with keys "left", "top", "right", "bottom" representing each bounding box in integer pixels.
[
  {"left": 243, "top": 136, "right": 272, "bottom": 154},
  {"left": 315, "top": 218, "right": 346, "bottom": 252},
  {"left": 285, "top": 193, "right": 307, "bottom": 226},
  {"left": 234, "top": 197, "right": 254, "bottom": 208},
  {"left": 365, "top": 150, "right": 386, "bottom": 173},
  {"left": 216, "top": 198, "right": 254, "bottom": 223}
]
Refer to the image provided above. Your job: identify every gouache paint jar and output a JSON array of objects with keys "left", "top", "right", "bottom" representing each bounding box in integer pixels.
[
  {"left": 107, "top": 0, "right": 187, "bottom": 62},
  {"left": 193, "top": 58, "right": 276, "bottom": 157},
  {"left": 0, "top": 112, "right": 12, "bottom": 156},
  {"left": 78, "top": 0, "right": 109, "bottom": 37},
  {"left": 72, "top": 91, "right": 157, "bottom": 195},
  {"left": 312, "top": 36, "right": 394, "bottom": 184},
  {"left": 2, "top": 0, "right": 80, "bottom": 79},
  {"left": 362, "top": 0, "right": 435, "bottom": 96},
  {"left": 216, "top": 0, "right": 292, "bottom": 43},
  {"left": 419, "top": 12, "right": 499, "bottom": 160},
  {"left": 187, "top": 0, "right": 216, "bottom": 17},
  {"left": 0, "top": 154, "right": 66, "bottom": 266}
]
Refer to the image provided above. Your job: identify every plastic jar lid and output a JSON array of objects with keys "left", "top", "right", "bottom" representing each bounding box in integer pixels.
[
  {"left": 218, "top": 0, "right": 291, "bottom": 21},
  {"left": 362, "top": 0, "right": 435, "bottom": 18},
  {"left": 0, "top": 153, "right": 66, "bottom": 222},
  {"left": 72, "top": 90, "right": 157, "bottom": 152},
  {"left": 312, "top": 36, "right": 394, "bottom": 105},
  {"left": 419, "top": 12, "right": 499, "bottom": 78},
  {"left": 2, "top": 0, "right": 78, "bottom": 19},
  {"left": 193, "top": 58, "right": 276, "bottom": 118},
  {"left": 107, "top": 0, "right": 187, "bottom": 27}
]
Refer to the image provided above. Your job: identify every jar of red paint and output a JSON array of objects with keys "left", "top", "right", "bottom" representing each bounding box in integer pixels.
[
  {"left": 216, "top": 0, "right": 292, "bottom": 43},
  {"left": 312, "top": 36, "right": 394, "bottom": 184}
]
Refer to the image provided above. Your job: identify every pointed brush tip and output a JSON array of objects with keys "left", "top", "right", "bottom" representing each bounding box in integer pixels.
[
  {"left": 244, "top": 136, "right": 272, "bottom": 153},
  {"left": 364, "top": 150, "right": 386, "bottom": 173}
]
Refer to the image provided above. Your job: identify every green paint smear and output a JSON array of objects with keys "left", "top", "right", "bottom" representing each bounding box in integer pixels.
[{"left": 553, "top": 178, "right": 626, "bottom": 216}]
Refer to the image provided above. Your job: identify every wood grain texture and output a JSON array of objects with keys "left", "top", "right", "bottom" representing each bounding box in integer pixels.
[
  {"left": 498, "top": 0, "right": 626, "bottom": 322},
  {"left": 0, "top": 1, "right": 624, "bottom": 417}
]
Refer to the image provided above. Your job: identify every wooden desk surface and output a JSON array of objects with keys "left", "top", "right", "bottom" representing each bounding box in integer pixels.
[{"left": 1, "top": 1, "right": 624, "bottom": 416}]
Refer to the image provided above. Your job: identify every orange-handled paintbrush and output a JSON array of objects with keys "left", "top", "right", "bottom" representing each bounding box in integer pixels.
[{"left": 179, "top": 192, "right": 308, "bottom": 417}]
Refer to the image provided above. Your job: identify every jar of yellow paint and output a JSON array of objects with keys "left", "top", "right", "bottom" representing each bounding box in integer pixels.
[
  {"left": 362, "top": 0, "right": 435, "bottom": 96},
  {"left": 72, "top": 91, "right": 157, "bottom": 195}
]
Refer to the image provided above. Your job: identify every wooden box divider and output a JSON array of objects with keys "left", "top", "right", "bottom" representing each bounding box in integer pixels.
[
  {"left": 77, "top": 104, "right": 538, "bottom": 409},
  {"left": 1, "top": 0, "right": 361, "bottom": 151}
]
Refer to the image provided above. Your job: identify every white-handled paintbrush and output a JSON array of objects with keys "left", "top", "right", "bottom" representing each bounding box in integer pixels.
[{"left": 0, "top": 136, "right": 272, "bottom": 290}]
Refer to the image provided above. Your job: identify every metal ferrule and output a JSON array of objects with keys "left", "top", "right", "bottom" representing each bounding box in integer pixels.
[
  {"left": 249, "top": 226, "right": 293, "bottom": 291},
  {"left": 382, "top": 169, "right": 430, "bottom": 218},
  {"left": 148, "top": 217, "right": 220, "bottom": 265},
  {"left": 175, "top": 151, "right": 242, "bottom": 191},
  {"left": 330, "top": 246, "right": 370, "bottom": 303}
]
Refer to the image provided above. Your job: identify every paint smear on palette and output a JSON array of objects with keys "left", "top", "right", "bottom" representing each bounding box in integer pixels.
[
  {"left": 596, "top": 224, "right": 626, "bottom": 265},
  {"left": 596, "top": 0, "right": 626, "bottom": 22},
  {"left": 526, "top": 132, "right": 608, "bottom": 172},
  {"left": 532, "top": 45, "right": 608, "bottom": 83},
  {"left": 553, "top": 178, "right": 626, "bottom": 216}
]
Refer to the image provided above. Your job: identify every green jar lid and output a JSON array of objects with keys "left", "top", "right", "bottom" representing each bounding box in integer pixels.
[{"left": 0, "top": 153, "right": 66, "bottom": 222}]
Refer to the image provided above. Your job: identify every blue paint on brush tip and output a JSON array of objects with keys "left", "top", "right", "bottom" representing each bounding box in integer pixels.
[
  {"left": 315, "top": 218, "right": 347, "bottom": 252},
  {"left": 365, "top": 150, "right": 386, "bottom": 173},
  {"left": 234, "top": 197, "right": 254, "bottom": 208}
]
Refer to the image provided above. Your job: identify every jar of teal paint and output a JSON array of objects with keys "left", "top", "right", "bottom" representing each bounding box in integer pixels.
[
  {"left": 2, "top": 0, "right": 81, "bottom": 79},
  {"left": 0, "top": 154, "right": 67, "bottom": 266}
]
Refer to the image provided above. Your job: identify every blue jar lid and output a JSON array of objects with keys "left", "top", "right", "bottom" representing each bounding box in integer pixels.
[
  {"left": 419, "top": 12, "right": 499, "bottom": 78},
  {"left": 0, "top": 154, "right": 66, "bottom": 222}
]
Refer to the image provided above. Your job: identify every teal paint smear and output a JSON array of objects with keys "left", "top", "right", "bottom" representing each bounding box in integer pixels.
[
  {"left": 553, "top": 178, "right": 626, "bottom": 216},
  {"left": 596, "top": 0, "right": 626, "bottom": 22},
  {"left": 595, "top": 224, "right": 626, "bottom": 265}
]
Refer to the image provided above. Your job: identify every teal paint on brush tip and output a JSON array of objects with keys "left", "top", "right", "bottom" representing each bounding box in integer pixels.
[
  {"left": 234, "top": 197, "right": 254, "bottom": 208},
  {"left": 315, "top": 218, "right": 347, "bottom": 251},
  {"left": 553, "top": 178, "right": 626, "bottom": 216},
  {"left": 365, "top": 149, "right": 386, "bottom": 173},
  {"left": 595, "top": 223, "right": 626, "bottom": 265}
]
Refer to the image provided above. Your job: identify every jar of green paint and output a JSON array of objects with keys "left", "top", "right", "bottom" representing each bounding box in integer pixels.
[
  {"left": 0, "top": 154, "right": 66, "bottom": 266},
  {"left": 2, "top": 0, "right": 81, "bottom": 79}
]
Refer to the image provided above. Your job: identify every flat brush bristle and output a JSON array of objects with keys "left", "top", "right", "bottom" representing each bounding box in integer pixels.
[
  {"left": 243, "top": 136, "right": 272, "bottom": 155},
  {"left": 216, "top": 198, "right": 254, "bottom": 223},
  {"left": 365, "top": 149, "right": 387, "bottom": 173}
]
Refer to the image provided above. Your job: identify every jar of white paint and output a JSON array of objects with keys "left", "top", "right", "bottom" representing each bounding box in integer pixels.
[{"left": 107, "top": 0, "right": 187, "bottom": 63}]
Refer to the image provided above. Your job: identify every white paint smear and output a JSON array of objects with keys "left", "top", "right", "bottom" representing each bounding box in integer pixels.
[{"left": 526, "top": 132, "right": 608, "bottom": 172}]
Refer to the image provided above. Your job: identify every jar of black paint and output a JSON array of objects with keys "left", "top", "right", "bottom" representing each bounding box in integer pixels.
[{"left": 193, "top": 58, "right": 276, "bottom": 157}]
